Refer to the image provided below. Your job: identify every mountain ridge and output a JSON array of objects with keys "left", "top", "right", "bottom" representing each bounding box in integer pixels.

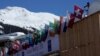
[{"left": 0, "top": 6, "right": 60, "bottom": 34}]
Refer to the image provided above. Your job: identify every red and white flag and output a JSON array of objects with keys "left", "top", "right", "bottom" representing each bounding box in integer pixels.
[
  {"left": 12, "top": 40, "right": 20, "bottom": 51},
  {"left": 68, "top": 13, "right": 75, "bottom": 28},
  {"left": 74, "top": 5, "right": 84, "bottom": 19}
]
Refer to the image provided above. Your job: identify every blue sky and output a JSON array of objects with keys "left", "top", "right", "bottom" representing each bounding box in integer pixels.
[{"left": 0, "top": 0, "right": 93, "bottom": 16}]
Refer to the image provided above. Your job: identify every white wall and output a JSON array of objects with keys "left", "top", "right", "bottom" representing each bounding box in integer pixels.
[
  {"left": 89, "top": 0, "right": 100, "bottom": 15},
  {"left": 13, "top": 34, "right": 60, "bottom": 56}
]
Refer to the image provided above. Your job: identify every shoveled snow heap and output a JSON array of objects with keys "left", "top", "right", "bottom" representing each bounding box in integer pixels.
[{"left": 0, "top": 6, "right": 60, "bottom": 31}]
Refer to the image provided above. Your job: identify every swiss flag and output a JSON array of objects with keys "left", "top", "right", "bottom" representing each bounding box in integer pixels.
[
  {"left": 68, "top": 13, "right": 75, "bottom": 28},
  {"left": 74, "top": 5, "right": 84, "bottom": 19}
]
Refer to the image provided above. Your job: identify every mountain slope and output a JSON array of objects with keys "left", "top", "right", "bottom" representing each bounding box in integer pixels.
[{"left": 0, "top": 6, "right": 60, "bottom": 33}]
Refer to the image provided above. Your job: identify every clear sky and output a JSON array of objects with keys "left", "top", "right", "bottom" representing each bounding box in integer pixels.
[{"left": 0, "top": 0, "right": 93, "bottom": 16}]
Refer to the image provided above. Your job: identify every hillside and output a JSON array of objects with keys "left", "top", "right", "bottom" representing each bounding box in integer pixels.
[{"left": 0, "top": 7, "right": 60, "bottom": 34}]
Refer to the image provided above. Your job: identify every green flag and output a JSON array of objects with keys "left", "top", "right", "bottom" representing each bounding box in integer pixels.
[
  {"left": 41, "top": 24, "right": 49, "bottom": 42},
  {"left": 33, "top": 30, "right": 41, "bottom": 45},
  {"left": 49, "top": 22, "right": 55, "bottom": 37},
  {"left": 53, "top": 19, "right": 59, "bottom": 34}
]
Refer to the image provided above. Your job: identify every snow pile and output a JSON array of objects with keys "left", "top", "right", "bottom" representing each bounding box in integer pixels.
[{"left": 0, "top": 6, "right": 60, "bottom": 31}]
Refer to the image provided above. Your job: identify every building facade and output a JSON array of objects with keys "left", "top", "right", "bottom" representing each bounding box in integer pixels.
[
  {"left": 59, "top": 11, "right": 100, "bottom": 56},
  {"left": 13, "top": 34, "right": 60, "bottom": 56}
]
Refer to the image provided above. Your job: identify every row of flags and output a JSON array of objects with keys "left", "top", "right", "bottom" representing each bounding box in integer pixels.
[
  {"left": 84, "top": 2, "right": 90, "bottom": 14},
  {"left": 60, "top": 5, "right": 84, "bottom": 32},
  {"left": 0, "top": 5, "right": 85, "bottom": 56}
]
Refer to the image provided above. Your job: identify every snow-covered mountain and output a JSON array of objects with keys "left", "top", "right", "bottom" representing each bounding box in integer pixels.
[{"left": 0, "top": 6, "right": 60, "bottom": 34}]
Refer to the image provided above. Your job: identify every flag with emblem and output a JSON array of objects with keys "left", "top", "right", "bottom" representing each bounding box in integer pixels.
[{"left": 74, "top": 5, "right": 84, "bottom": 19}]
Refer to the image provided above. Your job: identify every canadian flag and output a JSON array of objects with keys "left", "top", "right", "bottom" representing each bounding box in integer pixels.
[{"left": 74, "top": 5, "right": 84, "bottom": 19}]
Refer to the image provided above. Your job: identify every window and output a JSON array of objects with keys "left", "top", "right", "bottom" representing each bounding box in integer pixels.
[{"left": 48, "top": 40, "right": 52, "bottom": 52}]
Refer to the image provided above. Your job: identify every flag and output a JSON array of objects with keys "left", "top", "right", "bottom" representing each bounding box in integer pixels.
[
  {"left": 7, "top": 46, "right": 14, "bottom": 55},
  {"left": 57, "top": 16, "right": 63, "bottom": 34},
  {"left": 84, "top": 2, "right": 90, "bottom": 14},
  {"left": 60, "top": 16, "right": 68, "bottom": 32},
  {"left": 4, "top": 47, "right": 8, "bottom": 56},
  {"left": 33, "top": 30, "right": 38, "bottom": 45},
  {"left": 74, "top": 5, "right": 84, "bottom": 19},
  {"left": 62, "top": 16, "right": 69, "bottom": 32},
  {"left": 27, "top": 35, "right": 34, "bottom": 47},
  {"left": 37, "top": 31, "right": 42, "bottom": 43},
  {"left": 68, "top": 13, "right": 75, "bottom": 28},
  {"left": 34, "top": 37, "right": 38, "bottom": 45},
  {"left": 34, "top": 34, "right": 41, "bottom": 45},
  {"left": 12, "top": 40, "right": 21, "bottom": 51},
  {"left": 41, "top": 24, "right": 49, "bottom": 42},
  {"left": 33, "top": 30, "right": 41, "bottom": 45},
  {"left": 84, "top": 2, "right": 90, "bottom": 9},
  {"left": 53, "top": 19, "right": 59, "bottom": 34},
  {"left": 11, "top": 40, "right": 21, "bottom": 54},
  {"left": 1, "top": 47, "right": 9, "bottom": 56},
  {"left": 1, "top": 48, "right": 4, "bottom": 56},
  {"left": 48, "top": 22, "right": 55, "bottom": 37},
  {"left": 21, "top": 37, "right": 30, "bottom": 50},
  {"left": 63, "top": 19, "right": 67, "bottom": 32},
  {"left": 39, "top": 29, "right": 44, "bottom": 42},
  {"left": 61, "top": 17, "right": 65, "bottom": 32},
  {"left": 7, "top": 48, "right": 11, "bottom": 55},
  {"left": 39, "top": 29, "right": 45, "bottom": 42},
  {"left": 33, "top": 37, "right": 37, "bottom": 45}
]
